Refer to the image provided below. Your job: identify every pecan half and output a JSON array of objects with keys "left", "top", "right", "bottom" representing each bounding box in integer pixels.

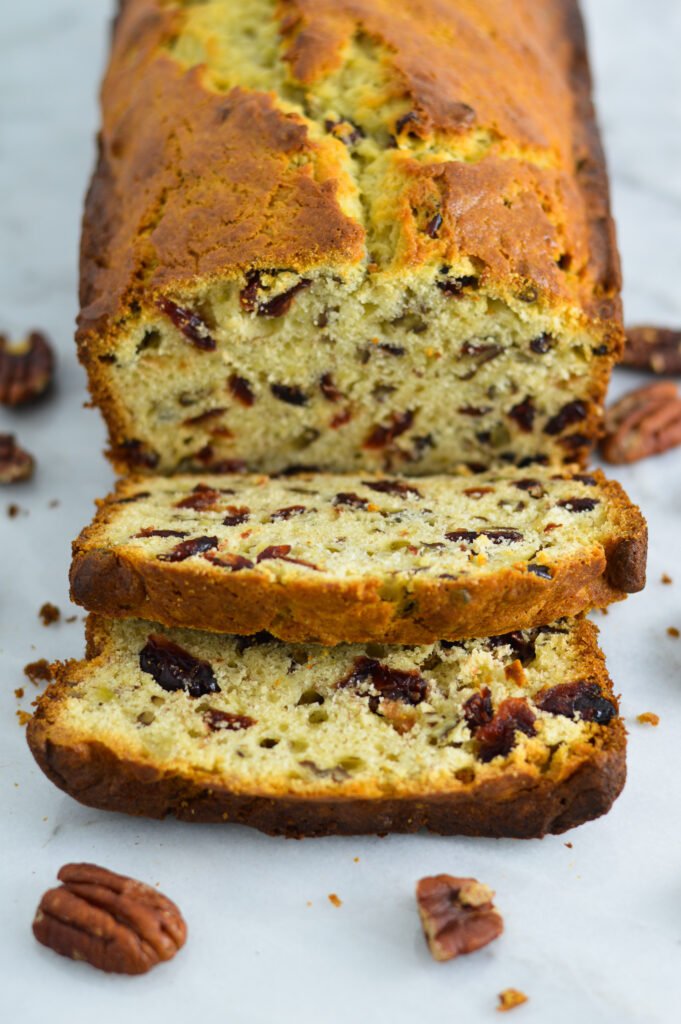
[
  {"left": 600, "top": 382, "right": 681, "bottom": 463},
  {"left": 416, "top": 875, "right": 503, "bottom": 962},
  {"left": 622, "top": 326, "right": 681, "bottom": 375},
  {"left": 0, "top": 433, "right": 35, "bottom": 483},
  {"left": 32, "top": 863, "right": 187, "bottom": 974},
  {"left": 0, "top": 331, "right": 54, "bottom": 405}
]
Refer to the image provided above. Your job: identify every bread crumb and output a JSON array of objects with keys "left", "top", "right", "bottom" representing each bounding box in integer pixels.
[
  {"left": 661, "top": 573, "right": 673, "bottom": 584},
  {"left": 497, "top": 989, "right": 528, "bottom": 1012},
  {"left": 16, "top": 710, "right": 32, "bottom": 726},
  {"left": 306, "top": 901, "right": 312, "bottom": 907},
  {"left": 39, "top": 602, "right": 60, "bottom": 626},
  {"left": 328, "top": 893, "right": 342, "bottom": 907},
  {"left": 48, "top": 499, "right": 60, "bottom": 508},
  {"left": 24, "top": 659, "right": 52, "bottom": 685},
  {"left": 7, "top": 503, "right": 23, "bottom": 518},
  {"left": 354, "top": 857, "right": 359, "bottom": 863},
  {"left": 667, "top": 627, "right": 679, "bottom": 638},
  {"left": 65, "top": 615, "right": 77, "bottom": 623},
  {"left": 637, "top": 712, "right": 660, "bottom": 726},
  {"left": 14, "top": 687, "right": 24, "bottom": 699},
  {"left": 564, "top": 842, "right": 573, "bottom": 849}
]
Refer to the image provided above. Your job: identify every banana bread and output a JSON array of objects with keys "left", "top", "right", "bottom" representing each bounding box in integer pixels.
[
  {"left": 27, "top": 614, "right": 626, "bottom": 838},
  {"left": 70, "top": 468, "right": 646, "bottom": 643},
  {"left": 79, "top": 0, "right": 622, "bottom": 476}
]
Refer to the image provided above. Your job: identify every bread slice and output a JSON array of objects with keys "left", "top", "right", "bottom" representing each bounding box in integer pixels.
[
  {"left": 27, "top": 614, "right": 625, "bottom": 838},
  {"left": 70, "top": 468, "right": 646, "bottom": 644},
  {"left": 80, "top": 1, "right": 622, "bottom": 477}
]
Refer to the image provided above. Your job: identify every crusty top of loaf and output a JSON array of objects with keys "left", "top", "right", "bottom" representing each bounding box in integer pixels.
[{"left": 80, "top": 0, "right": 620, "bottom": 337}]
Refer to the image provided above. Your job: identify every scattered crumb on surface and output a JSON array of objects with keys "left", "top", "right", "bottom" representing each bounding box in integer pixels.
[
  {"left": 16, "top": 710, "right": 32, "bottom": 726},
  {"left": 564, "top": 842, "right": 573, "bottom": 849},
  {"left": 667, "top": 627, "right": 679, "bottom": 638},
  {"left": 14, "top": 687, "right": 24, "bottom": 699},
  {"left": 637, "top": 712, "right": 660, "bottom": 726},
  {"left": 24, "top": 659, "right": 52, "bottom": 685},
  {"left": 39, "top": 602, "right": 60, "bottom": 626},
  {"left": 306, "top": 901, "right": 312, "bottom": 907},
  {"left": 661, "top": 573, "right": 673, "bottom": 584},
  {"left": 600, "top": 607, "right": 608, "bottom": 615},
  {"left": 328, "top": 894, "right": 342, "bottom": 908},
  {"left": 48, "top": 499, "right": 60, "bottom": 508},
  {"left": 7, "top": 503, "right": 22, "bottom": 518},
  {"left": 65, "top": 614, "right": 77, "bottom": 623},
  {"left": 354, "top": 857, "right": 359, "bottom": 863},
  {"left": 497, "top": 989, "right": 528, "bottom": 1012}
]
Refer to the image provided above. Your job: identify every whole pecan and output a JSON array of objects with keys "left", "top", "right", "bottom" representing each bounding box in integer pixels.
[
  {"left": 622, "top": 326, "right": 681, "bottom": 375},
  {"left": 32, "top": 863, "right": 187, "bottom": 974},
  {"left": 0, "top": 331, "right": 54, "bottom": 405},
  {"left": 600, "top": 382, "right": 681, "bottom": 463},
  {"left": 416, "top": 874, "right": 503, "bottom": 961},
  {"left": 0, "top": 433, "right": 35, "bottom": 483}
]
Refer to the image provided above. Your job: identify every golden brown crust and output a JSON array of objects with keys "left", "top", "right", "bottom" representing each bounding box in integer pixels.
[
  {"left": 26, "top": 615, "right": 626, "bottom": 838},
  {"left": 69, "top": 471, "right": 647, "bottom": 645}
]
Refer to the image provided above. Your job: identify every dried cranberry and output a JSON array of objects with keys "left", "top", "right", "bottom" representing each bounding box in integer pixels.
[
  {"left": 458, "top": 405, "right": 492, "bottom": 417},
  {"left": 378, "top": 343, "right": 406, "bottom": 357},
  {"left": 544, "top": 401, "right": 587, "bottom": 436},
  {"left": 271, "top": 505, "right": 306, "bottom": 521},
  {"left": 116, "top": 491, "right": 151, "bottom": 504},
  {"left": 174, "top": 484, "right": 221, "bottom": 511},
  {"left": 229, "top": 373, "right": 255, "bottom": 406},
  {"left": 364, "top": 479, "right": 422, "bottom": 499},
  {"left": 513, "top": 478, "right": 545, "bottom": 498},
  {"left": 485, "top": 631, "right": 537, "bottom": 665},
  {"left": 463, "top": 686, "right": 493, "bottom": 731},
  {"left": 508, "top": 397, "right": 536, "bottom": 432},
  {"left": 271, "top": 383, "right": 308, "bottom": 406},
  {"left": 425, "top": 213, "right": 442, "bottom": 238},
  {"left": 139, "top": 634, "right": 219, "bottom": 697},
  {"left": 460, "top": 342, "right": 502, "bottom": 364},
  {"left": 557, "top": 497, "right": 599, "bottom": 513},
  {"left": 194, "top": 445, "right": 247, "bottom": 473},
  {"left": 158, "top": 536, "right": 219, "bottom": 562},
  {"left": 239, "top": 272, "right": 260, "bottom": 312},
  {"left": 203, "top": 709, "right": 255, "bottom": 732},
  {"left": 320, "top": 373, "right": 342, "bottom": 402},
  {"left": 183, "top": 407, "right": 227, "bottom": 426},
  {"left": 258, "top": 280, "right": 311, "bottom": 317},
  {"left": 337, "top": 656, "right": 427, "bottom": 711},
  {"left": 333, "top": 492, "right": 369, "bottom": 509},
  {"left": 437, "top": 276, "right": 477, "bottom": 298},
  {"left": 119, "top": 441, "right": 159, "bottom": 469},
  {"left": 475, "top": 698, "right": 536, "bottom": 762},
  {"left": 222, "top": 506, "right": 250, "bottom": 526},
  {"left": 364, "top": 410, "right": 414, "bottom": 449},
  {"left": 572, "top": 473, "right": 597, "bottom": 486},
  {"left": 446, "top": 529, "right": 523, "bottom": 544},
  {"left": 463, "top": 486, "right": 494, "bottom": 499},
  {"left": 330, "top": 408, "right": 352, "bottom": 428},
  {"left": 256, "top": 545, "right": 318, "bottom": 569},
  {"left": 529, "top": 334, "right": 553, "bottom": 354},
  {"left": 205, "top": 551, "right": 254, "bottom": 571},
  {"left": 516, "top": 454, "right": 549, "bottom": 467},
  {"left": 557, "top": 433, "right": 591, "bottom": 453},
  {"left": 527, "top": 563, "right": 553, "bottom": 579},
  {"left": 155, "top": 297, "right": 216, "bottom": 351},
  {"left": 236, "top": 631, "right": 276, "bottom": 653},
  {"left": 134, "top": 528, "right": 188, "bottom": 539},
  {"left": 535, "top": 680, "right": 616, "bottom": 724}
]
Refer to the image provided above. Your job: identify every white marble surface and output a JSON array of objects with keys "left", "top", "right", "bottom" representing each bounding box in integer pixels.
[{"left": 1, "top": 2, "right": 680, "bottom": 1021}]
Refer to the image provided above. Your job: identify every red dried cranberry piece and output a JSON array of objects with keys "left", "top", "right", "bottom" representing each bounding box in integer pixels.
[
  {"left": 378, "top": 343, "right": 406, "bottom": 356},
  {"left": 155, "top": 297, "right": 216, "bottom": 351},
  {"left": 158, "top": 536, "right": 219, "bottom": 562},
  {"left": 527, "top": 563, "right": 553, "bottom": 579},
  {"left": 174, "top": 484, "right": 222, "bottom": 511},
  {"left": 475, "top": 698, "right": 536, "bottom": 762},
  {"left": 529, "top": 334, "right": 553, "bottom": 354},
  {"left": 183, "top": 407, "right": 227, "bottom": 426},
  {"left": 203, "top": 708, "right": 255, "bottom": 732},
  {"left": 572, "top": 473, "right": 597, "bottom": 486},
  {"left": 463, "top": 686, "right": 493, "bottom": 731},
  {"left": 229, "top": 373, "right": 255, "bottom": 406},
  {"left": 333, "top": 492, "right": 369, "bottom": 509},
  {"left": 557, "top": 497, "right": 599, "bottom": 512},
  {"left": 513, "top": 478, "right": 545, "bottom": 498},
  {"left": 271, "top": 383, "right": 308, "bottom": 406},
  {"left": 508, "top": 397, "right": 536, "bottom": 432},
  {"left": 257, "top": 280, "right": 311, "bottom": 318},
  {"left": 134, "top": 528, "right": 189, "bottom": 539},
  {"left": 557, "top": 433, "right": 591, "bottom": 454},
  {"left": 437, "top": 275, "right": 477, "bottom": 298},
  {"left": 446, "top": 529, "right": 523, "bottom": 544},
  {"left": 236, "top": 631, "right": 276, "bottom": 653},
  {"left": 320, "top": 373, "right": 342, "bottom": 402},
  {"left": 119, "top": 441, "right": 159, "bottom": 469},
  {"left": 460, "top": 341, "right": 502, "bottom": 364},
  {"left": 239, "top": 272, "right": 260, "bottom": 312},
  {"left": 338, "top": 656, "right": 427, "bottom": 711},
  {"left": 256, "top": 545, "right": 318, "bottom": 569},
  {"left": 458, "top": 405, "right": 492, "bottom": 417},
  {"left": 485, "top": 631, "right": 537, "bottom": 665},
  {"left": 140, "top": 634, "right": 219, "bottom": 697},
  {"left": 331, "top": 408, "right": 352, "bottom": 428},
  {"left": 544, "top": 401, "right": 587, "bottom": 436},
  {"left": 222, "top": 506, "right": 250, "bottom": 526},
  {"left": 271, "top": 505, "right": 306, "bottom": 521},
  {"left": 364, "top": 410, "right": 414, "bottom": 449},
  {"left": 425, "top": 213, "right": 442, "bottom": 238},
  {"left": 205, "top": 551, "right": 254, "bottom": 571},
  {"left": 535, "top": 680, "right": 616, "bottom": 724},
  {"left": 116, "top": 491, "right": 151, "bottom": 504},
  {"left": 364, "top": 479, "right": 422, "bottom": 499}
]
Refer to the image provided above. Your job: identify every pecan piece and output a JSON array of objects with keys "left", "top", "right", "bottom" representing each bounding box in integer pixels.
[
  {"left": 32, "top": 863, "right": 186, "bottom": 974},
  {"left": 0, "top": 331, "right": 54, "bottom": 405},
  {"left": 416, "top": 875, "right": 503, "bottom": 962},
  {"left": 622, "top": 326, "right": 681, "bottom": 375},
  {"left": 600, "top": 382, "right": 681, "bottom": 463},
  {"left": 0, "top": 433, "right": 35, "bottom": 483}
]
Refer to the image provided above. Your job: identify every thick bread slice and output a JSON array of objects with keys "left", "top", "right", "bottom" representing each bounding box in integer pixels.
[
  {"left": 27, "top": 615, "right": 625, "bottom": 838},
  {"left": 70, "top": 468, "right": 647, "bottom": 644}
]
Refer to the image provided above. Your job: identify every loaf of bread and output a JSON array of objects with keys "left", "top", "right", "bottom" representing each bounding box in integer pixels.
[
  {"left": 27, "top": 614, "right": 625, "bottom": 838},
  {"left": 70, "top": 468, "right": 646, "bottom": 644},
  {"left": 78, "top": 0, "right": 622, "bottom": 476}
]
